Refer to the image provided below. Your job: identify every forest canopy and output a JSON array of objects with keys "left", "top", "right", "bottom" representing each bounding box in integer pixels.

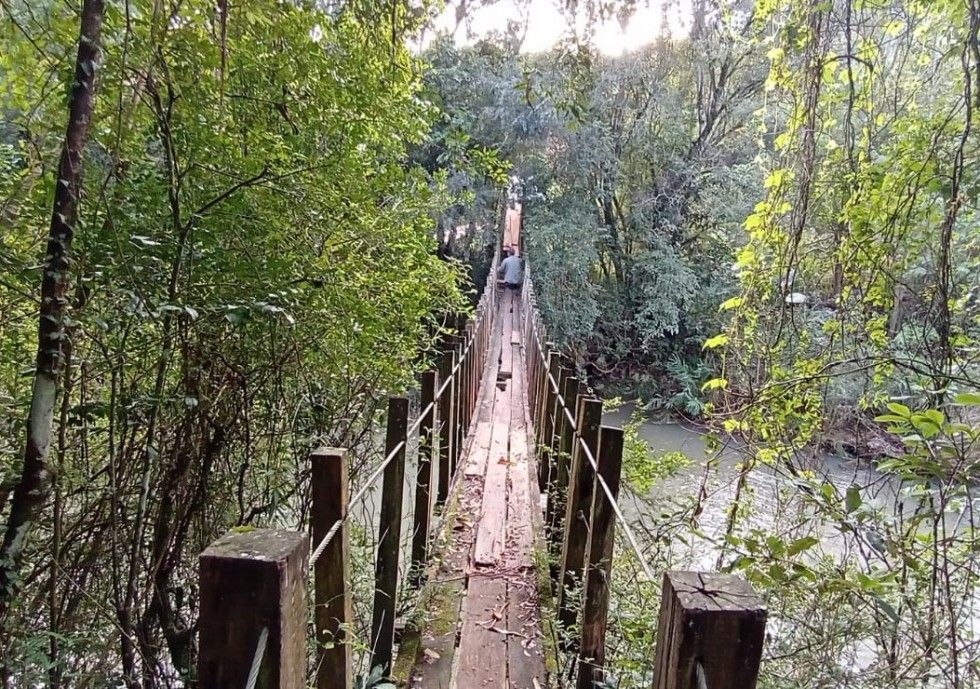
[{"left": 1, "top": 0, "right": 980, "bottom": 687}]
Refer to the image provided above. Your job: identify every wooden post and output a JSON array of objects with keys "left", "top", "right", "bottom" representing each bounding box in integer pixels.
[
  {"left": 470, "top": 322, "right": 478, "bottom": 418},
  {"left": 311, "top": 448, "right": 353, "bottom": 689},
  {"left": 437, "top": 350, "right": 453, "bottom": 504},
  {"left": 411, "top": 371, "right": 436, "bottom": 584},
  {"left": 370, "top": 396, "right": 409, "bottom": 675},
  {"left": 198, "top": 529, "right": 308, "bottom": 688},
  {"left": 576, "top": 426, "right": 624, "bottom": 689},
  {"left": 558, "top": 396, "right": 603, "bottom": 634},
  {"left": 453, "top": 336, "right": 464, "bottom": 471},
  {"left": 446, "top": 343, "right": 459, "bottom": 478},
  {"left": 465, "top": 323, "right": 474, "bottom": 429},
  {"left": 547, "top": 372, "right": 579, "bottom": 560},
  {"left": 652, "top": 572, "right": 767, "bottom": 689},
  {"left": 536, "top": 351, "right": 559, "bottom": 491}
]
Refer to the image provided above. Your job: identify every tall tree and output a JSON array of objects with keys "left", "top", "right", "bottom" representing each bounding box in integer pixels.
[{"left": 0, "top": 0, "right": 106, "bottom": 622}]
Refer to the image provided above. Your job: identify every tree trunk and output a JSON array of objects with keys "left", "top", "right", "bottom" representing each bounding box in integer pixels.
[{"left": 0, "top": 0, "right": 106, "bottom": 623}]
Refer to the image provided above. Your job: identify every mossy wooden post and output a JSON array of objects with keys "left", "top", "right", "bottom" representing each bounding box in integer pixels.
[
  {"left": 436, "top": 349, "right": 453, "bottom": 505},
  {"left": 411, "top": 371, "right": 436, "bottom": 585},
  {"left": 576, "top": 426, "right": 624, "bottom": 689},
  {"left": 524, "top": 325, "right": 537, "bottom": 422},
  {"left": 651, "top": 572, "right": 767, "bottom": 689},
  {"left": 558, "top": 396, "right": 603, "bottom": 636},
  {"left": 310, "top": 448, "right": 353, "bottom": 689},
  {"left": 198, "top": 529, "right": 308, "bottom": 688},
  {"left": 370, "top": 396, "right": 409, "bottom": 675},
  {"left": 547, "top": 372, "right": 579, "bottom": 558}
]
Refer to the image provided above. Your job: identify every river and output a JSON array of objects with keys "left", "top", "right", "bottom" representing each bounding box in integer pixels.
[
  {"left": 603, "top": 405, "right": 980, "bottom": 684},
  {"left": 602, "top": 405, "right": 910, "bottom": 570}
]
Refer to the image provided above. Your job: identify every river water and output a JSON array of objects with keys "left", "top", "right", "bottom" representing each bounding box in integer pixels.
[
  {"left": 602, "top": 406, "right": 910, "bottom": 569},
  {"left": 602, "top": 406, "right": 980, "bottom": 684}
]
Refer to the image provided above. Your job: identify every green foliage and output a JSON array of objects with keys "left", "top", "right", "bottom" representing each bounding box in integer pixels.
[
  {"left": 355, "top": 665, "right": 396, "bottom": 689},
  {"left": 616, "top": 404, "right": 691, "bottom": 492},
  {"left": 0, "top": 0, "right": 468, "bottom": 680}
]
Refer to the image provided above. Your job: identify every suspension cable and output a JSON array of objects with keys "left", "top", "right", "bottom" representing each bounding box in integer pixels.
[
  {"left": 309, "top": 313, "right": 488, "bottom": 567},
  {"left": 530, "top": 309, "right": 656, "bottom": 581}
]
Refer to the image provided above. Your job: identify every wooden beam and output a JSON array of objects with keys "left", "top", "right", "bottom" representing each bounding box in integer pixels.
[
  {"left": 370, "top": 396, "right": 409, "bottom": 675},
  {"left": 437, "top": 350, "right": 453, "bottom": 505},
  {"left": 311, "top": 447, "right": 353, "bottom": 689},
  {"left": 547, "top": 372, "right": 579, "bottom": 566},
  {"left": 198, "top": 529, "right": 308, "bottom": 688},
  {"left": 576, "top": 426, "right": 624, "bottom": 689},
  {"left": 652, "top": 571, "right": 767, "bottom": 689},
  {"left": 411, "top": 371, "right": 437, "bottom": 584},
  {"left": 558, "top": 396, "right": 603, "bottom": 636}
]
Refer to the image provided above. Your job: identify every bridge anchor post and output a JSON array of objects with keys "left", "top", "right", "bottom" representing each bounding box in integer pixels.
[
  {"left": 197, "top": 528, "right": 308, "bottom": 688},
  {"left": 651, "top": 571, "right": 767, "bottom": 689}
]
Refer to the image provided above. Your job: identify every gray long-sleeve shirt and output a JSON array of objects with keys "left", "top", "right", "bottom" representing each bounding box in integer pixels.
[{"left": 499, "top": 255, "right": 523, "bottom": 284}]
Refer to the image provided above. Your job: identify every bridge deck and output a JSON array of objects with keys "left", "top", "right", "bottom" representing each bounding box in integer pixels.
[{"left": 404, "top": 286, "right": 548, "bottom": 688}]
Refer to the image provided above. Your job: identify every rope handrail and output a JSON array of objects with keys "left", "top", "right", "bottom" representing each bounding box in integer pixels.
[
  {"left": 523, "top": 275, "right": 656, "bottom": 581},
  {"left": 309, "top": 299, "right": 491, "bottom": 567}
]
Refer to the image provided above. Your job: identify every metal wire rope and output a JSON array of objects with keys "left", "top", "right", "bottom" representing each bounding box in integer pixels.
[
  {"left": 527, "top": 303, "right": 656, "bottom": 581},
  {"left": 309, "top": 316, "right": 487, "bottom": 567}
]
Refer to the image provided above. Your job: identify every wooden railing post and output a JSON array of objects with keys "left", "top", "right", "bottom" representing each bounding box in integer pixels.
[
  {"left": 464, "top": 323, "right": 475, "bottom": 430},
  {"left": 453, "top": 336, "right": 464, "bottom": 473},
  {"left": 311, "top": 448, "right": 354, "bottom": 689},
  {"left": 558, "top": 396, "right": 603, "bottom": 634},
  {"left": 446, "top": 341, "right": 459, "bottom": 478},
  {"left": 411, "top": 371, "right": 437, "bottom": 584},
  {"left": 437, "top": 349, "right": 453, "bottom": 504},
  {"left": 576, "top": 426, "right": 624, "bottom": 689},
  {"left": 536, "top": 350, "right": 558, "bottom": 491},
  {"left": 198, "top": 529, "right": 308, "bottom": 688},
  {"left": 470, "top": 321, "right": 479, "bottom": 418},
  {"left": 547, "top": 372, "right": 579, "bottom": 563},
  {"left": 651, "top": 572, "right": 767, "bottom": 689},
  {"left": 370, "top": 396, "right": 409, "bottom": 675}
]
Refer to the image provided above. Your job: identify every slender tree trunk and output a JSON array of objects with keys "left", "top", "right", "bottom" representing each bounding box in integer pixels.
[{"left": 0, "top": 0, "right": 106, "bottom": 623}]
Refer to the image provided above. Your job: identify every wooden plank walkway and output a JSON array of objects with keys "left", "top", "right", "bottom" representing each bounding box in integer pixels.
[{"left": 406, "top": 286, "right": 548, "bottom": 689}]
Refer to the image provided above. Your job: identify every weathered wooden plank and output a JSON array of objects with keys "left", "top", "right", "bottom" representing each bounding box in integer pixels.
[
  {"left": 464, "top": 420, "right": 494, "bottom": 477},
  {"left": 474, "top": 373, "right": 511, "bottom": 566},
  {"left": 198, "top": 529, "right": 308, "bottom": 689},
  {"left": 311, "top": 448, "right": 353, "bottom": 689},
  {"left": 506, "top": 337, "right": 534, "bottom": 568},
  {"left": 456, "top": 578, "right": 509, "bottom": 689},
  {"left": 499, "top": 290, "right": 515, "bottom": 379},
  {"left": 652, "top": 572, "right": 767, "bottom": 689},
  {"left": 506, "top": 576, "right": 547, "bottom": 689},
  {"left": 406, "top": 480, "right": 480, "bottom": 689}
]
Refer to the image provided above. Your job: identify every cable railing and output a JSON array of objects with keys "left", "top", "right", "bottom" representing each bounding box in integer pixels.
[
  {"left": 195, "top": 254, "right": 501, "bottom": 688},
  {"left": 518, "top": 261, "right": 769, "bottom": 689},
  {"left": 308, "top": 313, "right": 491, "bottom": 568}
]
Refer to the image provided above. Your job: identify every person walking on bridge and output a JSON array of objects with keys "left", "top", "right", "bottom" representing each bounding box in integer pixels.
[{"left": 498, "top": 246, "right": 523, "bottom": 290}]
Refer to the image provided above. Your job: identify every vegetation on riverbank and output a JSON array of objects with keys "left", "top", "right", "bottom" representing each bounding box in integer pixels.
[{"left": 1, "top": 0, "right": 979, "bottom": 686}]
